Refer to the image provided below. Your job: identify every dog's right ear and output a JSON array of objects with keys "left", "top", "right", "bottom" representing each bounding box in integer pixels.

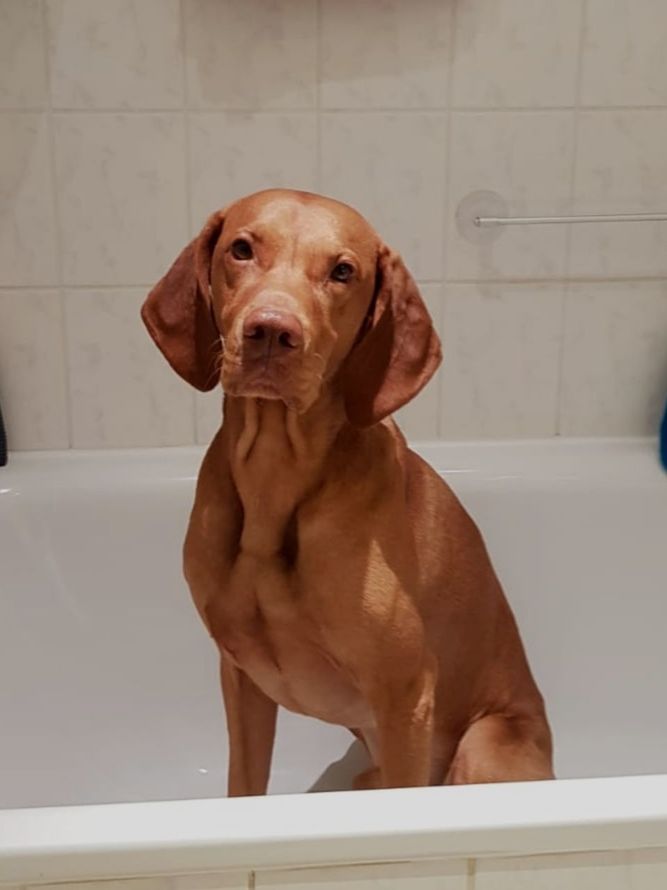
[{"left": 141, "top": 211, "right": 225, "bottom": 391}]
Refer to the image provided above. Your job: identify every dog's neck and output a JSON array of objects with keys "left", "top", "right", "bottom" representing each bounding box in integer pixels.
[
  {"left": 222, "top": 393, "right": 348, "bottom": 557},
  {"left": 224, "top": 392, "right": 346, "bottom": 464}
]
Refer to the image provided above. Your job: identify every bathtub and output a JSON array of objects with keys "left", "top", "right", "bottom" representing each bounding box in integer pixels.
[{"left": 1, "top": 438, "right": 666, "bottom": 890}]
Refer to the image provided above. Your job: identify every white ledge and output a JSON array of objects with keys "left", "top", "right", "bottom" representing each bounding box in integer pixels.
[{"left": 1, "top": 775, "right": 667, "bottom": 884}]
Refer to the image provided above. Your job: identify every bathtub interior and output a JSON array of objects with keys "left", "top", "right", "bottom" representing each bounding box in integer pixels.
[{"left": 1, "top": 440, "right": 666, "bottom": 810}]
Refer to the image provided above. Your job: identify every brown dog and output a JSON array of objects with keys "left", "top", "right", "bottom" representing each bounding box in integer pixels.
[{"left": 142, "top": 189, "right": 553, "bottom": 795}]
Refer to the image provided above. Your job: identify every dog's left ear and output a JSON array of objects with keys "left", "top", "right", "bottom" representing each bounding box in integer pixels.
[
  {"left": 341, "top": 245, "right": 442, "bottom": 427},
  {"left": 141, "top": 211, "right": 225, "bottom": 391}
]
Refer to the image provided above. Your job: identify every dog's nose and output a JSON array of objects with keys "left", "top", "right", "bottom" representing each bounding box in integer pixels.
[{"left": 242, "top": 308, "right": 304, "bottom": 353}]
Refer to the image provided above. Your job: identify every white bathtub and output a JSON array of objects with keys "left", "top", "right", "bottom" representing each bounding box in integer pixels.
[{"left": 1, "top": 439, "right": 666, "bottom": 889}]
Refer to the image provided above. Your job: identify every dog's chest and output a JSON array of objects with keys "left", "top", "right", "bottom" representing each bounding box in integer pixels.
[
  {"left": 213, "top": 552, "right": 369, "bottom": 727},
  {"left": 205, "top": 411, "right": 372, "bottom": 727}
]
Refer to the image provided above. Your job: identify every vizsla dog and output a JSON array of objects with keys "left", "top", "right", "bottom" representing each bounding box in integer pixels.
[{"left": 142, "top": 189, "right": 553, "bottom": 795}]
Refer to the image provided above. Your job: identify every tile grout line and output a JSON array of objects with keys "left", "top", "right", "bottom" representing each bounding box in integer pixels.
[
  {"left": 440, "top": 274, "right": 667, "bottom": 285},
  {"left": 0, "top": 283, "right": 169, "bottom": 291},
  {"left": 556, "top": 0, "right": 589, "bottom": 438},
  {"left": 563, "top": 0, "right": 588, "bottom": 269},
  {"left": 315, "top": 0, "right": 322, "bottom": 192},
  {"left": 467, "top": 857, "right": 476, "bottom": 890},
  {"left": 4, "top": 103, "right": 667, "bottom": 115},
  {"left": 438, "top": 0, "right": 459, "bottom": 439},
  {"left": 178, "top": 0, "right": 199, "bottom": 445},
  {"left": 180, "top": 0, "right": 193, "bottom": 235},
  {"left": 39, "top": 0, "right": 74, "bottom": 450},
  {"left": 3, "top": 273, "right": 667, "bottom": 294}
]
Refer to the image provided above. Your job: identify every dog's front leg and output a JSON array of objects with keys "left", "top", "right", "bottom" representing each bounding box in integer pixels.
[
  {"left": 372, "top": 658, "right": 437, "bottom": 789},
  {"left": 220, "top": 656, "right": 278, "bottom": 796}
]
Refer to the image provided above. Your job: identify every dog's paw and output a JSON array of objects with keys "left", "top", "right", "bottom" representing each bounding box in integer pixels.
[{"left": 352, "top": 766, "right": 382, "bottom": 791}]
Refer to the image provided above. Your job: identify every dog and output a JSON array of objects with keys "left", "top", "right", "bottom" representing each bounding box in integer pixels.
[{"left": 142, "top": 188, "right": 553, "bottom": 794}]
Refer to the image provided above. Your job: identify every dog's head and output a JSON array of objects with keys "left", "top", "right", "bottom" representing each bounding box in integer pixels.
[{"left": 142, "top": 189, "right": 441, "bottom": 426}]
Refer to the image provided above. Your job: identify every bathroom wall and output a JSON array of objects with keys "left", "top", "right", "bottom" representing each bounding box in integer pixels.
[{"left": 1, "top": 0, "right": 666, "bottom": 450}]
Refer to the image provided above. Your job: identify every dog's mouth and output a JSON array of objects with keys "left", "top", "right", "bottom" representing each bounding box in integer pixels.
[
  {"left": 221, "top": 354, "right": 316, "bottom": 411},
  {"left": 234, "top": 371, "right": 284, "bottom": 400}
]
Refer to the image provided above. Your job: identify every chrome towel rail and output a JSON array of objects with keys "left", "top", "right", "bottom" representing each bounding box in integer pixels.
[
  {"left": 456, "top": 192, "right": 667, "bottom": 245},
  {"left": 475, "top": 211, "right": 667, "bottom": 228}
]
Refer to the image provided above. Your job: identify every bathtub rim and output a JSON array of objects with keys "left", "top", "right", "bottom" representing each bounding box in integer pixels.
[
  {"left": 0, "top": 435, "right": 661, "bottom": 487},
  {"left": 1, "top": 774, "right": 667, "bottom": 884}
]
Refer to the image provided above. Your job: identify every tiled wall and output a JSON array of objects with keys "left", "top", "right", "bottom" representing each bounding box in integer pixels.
[
  {"left": 1, "top": 0, "right": 667, "bottom": 450},
  {"left": 4, "top": 849, "right": 667, "bottom": 890}
]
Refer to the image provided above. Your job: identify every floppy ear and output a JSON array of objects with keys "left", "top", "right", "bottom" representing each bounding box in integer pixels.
[
  {"left": 341, "top": 245, "right": 442, "bottom": 427},
  {"left": 141, "top": 211, "right": 225, "bottom": 391}
]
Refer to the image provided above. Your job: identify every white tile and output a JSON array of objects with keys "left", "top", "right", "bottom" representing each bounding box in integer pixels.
[
  {"left": 451, "top": 0, "right": 581, "bottom": 108},
  {"left": 65, "top": 288, "right": 195, "bottom": 447},
  {"left": 440, "top": 283, "right": 563, "bottom": 438},
  {"left": 320, "top": 0, "right": 451, "bottom": 109},
  {"left": 168, "top": 870, "right": 249, "bottom": 890},
  {"left": 396, "top": 283, "right": 444, "bottom": 440},
  {"left": 0, "top": 0, "right": 48, "bottom": 108},
  {"left": 560, "top": 281, "right": 667, "bottom": 437},
  {"left": 46, "top": 0, "right": 183, "bottom": 109},
  {"left": 184, "top": 0, "right": 317, "bottom": 109},
  {"left": 196, "top": 388, "right": 223, "bottom": 444},
  {"left": 476, "top": 849, "right": 667, "bottom": 890},
  {"left": 581, "top": 0, "right": 667, "bottom": 106},
  {"left": 189, "top": 112, "right": 317, "bottom": 230},
  {"left": 0, "top": 289, "right": 69, "bottom": 449},
  {"left": 569, "top": 111, "right": 667, "bottom": 278},
  {"left": 0, "top": 113, "right": 58, "bottom": 286},
  {"left": 256, "top": 859, "right": 466, "bottom": 889},
  {"left": 627, "top": 849, "right": 667, "bottom": 888},
  {"left": 446, "top": 112, "right": 574, "bottom": 280},
  {"left": 321, "top": 113, "right": 447, "bottom": 281},
  {"left": 53, "top": 113, "right": 188, "bottom": 286}
]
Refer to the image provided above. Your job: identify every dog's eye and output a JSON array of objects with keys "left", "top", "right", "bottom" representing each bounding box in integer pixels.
[
  {"left": 330, "top": 262, "right": 354, "bottom": 283},
  {"left": 230, "top": 238, "right": 253, "bottom": 261}
]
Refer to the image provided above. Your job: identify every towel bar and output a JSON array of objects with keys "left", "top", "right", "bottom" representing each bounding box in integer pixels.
[{"left": 475, "top": 211, "right": 667, "bottom": 227}]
